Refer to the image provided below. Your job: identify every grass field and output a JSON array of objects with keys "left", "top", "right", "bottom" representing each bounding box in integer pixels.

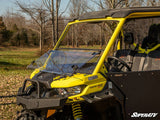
[
  {"left": 0, "top": 47, "right": 39, "bottom": 76},
  {"left": 0, "top": 47, "right": 39, "bottom": 119}
]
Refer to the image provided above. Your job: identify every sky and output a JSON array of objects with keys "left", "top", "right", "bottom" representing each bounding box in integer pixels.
[{"left": 0, "top": 0, "right": 70, "bottom": 16}]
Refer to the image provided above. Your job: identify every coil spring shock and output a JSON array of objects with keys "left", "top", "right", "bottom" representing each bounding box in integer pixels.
[{"left": 72, "top": 103, "right": 83, "bottom": 120}]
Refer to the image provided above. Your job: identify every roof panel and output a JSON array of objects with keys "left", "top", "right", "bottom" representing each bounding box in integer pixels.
[{"left": 71, "top": 7, "right": 160, "bottom": 21}]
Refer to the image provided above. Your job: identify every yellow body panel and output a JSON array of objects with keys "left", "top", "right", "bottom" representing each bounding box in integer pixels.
[
  {"left": 67, "top": 80, "right": 106, "bottom": 102},
  {"left": 67, "top": 73, "right": 106, "bottom": 102},
  {"left": 51, "top": 73, "right": 106, "bottom": 102},
  {"left": 51, "top": 74, "right": 86, "bottom": 88}
]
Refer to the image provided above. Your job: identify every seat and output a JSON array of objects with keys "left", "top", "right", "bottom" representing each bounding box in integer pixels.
[
  {"left": 131, "top": 53, "right": 147, "bottom": 71},
  {"left": 115, "top": 49, "right": 131, "bottom": 62},
  {"left": 113, "top": 24, "right": 160, "bottom": 72},
  {"left": 114, "top": 50, "right": 147, "bottom": 71},
  {"left": 114, "top": 24, "right": 160, "bottom": 72},
  {"left": 141, "top": 24, "right": 159, "bottom": 49},
  {"left": 143, "top": 50, "right": 160, "bottom": 71}
]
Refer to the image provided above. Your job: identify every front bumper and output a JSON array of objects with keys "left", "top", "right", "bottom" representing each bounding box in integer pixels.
[
  {"left": 17, "top": 96, "right": 67, "bottom": 110},
  {"left": 17, "top": 78, "right": 67, "bottom": 110}
]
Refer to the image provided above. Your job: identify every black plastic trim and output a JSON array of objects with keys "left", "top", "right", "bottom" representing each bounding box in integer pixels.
[{"left": 17, "top": 96, "right": 67, "bottom": 110}]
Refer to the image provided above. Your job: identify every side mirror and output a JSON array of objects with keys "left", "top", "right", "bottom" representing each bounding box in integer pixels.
[
  {"left": 31, "top": 60, "right": 35, "bottom": 64},
  {"left": 124, "top": 32, "right": 134, "bottom": 44},
  {"left": 26, "top": 60, "right": 37, "bottom": 69}
]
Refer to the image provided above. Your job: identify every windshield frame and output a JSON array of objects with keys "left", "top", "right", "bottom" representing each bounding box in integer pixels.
[
  {"left": 54, "top": 17, "right": 123, "bottom": 50},
  {"left": 52, "top": 17, "right": 126, "bottom": 75}
]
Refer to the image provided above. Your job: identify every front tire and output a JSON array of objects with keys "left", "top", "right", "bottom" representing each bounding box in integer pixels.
[{"left": 16, "top": 110, "right": 44, "bottom": 120}]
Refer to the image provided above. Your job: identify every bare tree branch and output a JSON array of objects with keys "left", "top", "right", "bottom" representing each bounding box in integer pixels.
[
  {"left": 16, "top": 1, "right": 41, "bottom": 27},
  {"left": 91, "top": 0, "right": 105, "bottom": 10},
  {"left": 59, "top": 0, "right": 71, "bottom": 16},
  {"left": 16, "top": 1, "right": 48, "bottom": 52}
]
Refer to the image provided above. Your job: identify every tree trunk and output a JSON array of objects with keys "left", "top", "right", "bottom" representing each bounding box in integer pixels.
[
  {"left": 51, "top": 0, "right": 56, "bottom": 46},
  {"left": 67, "top": 33, "right": 69, "bottom": 46},
  {"left": 40, "top": 26, "right": 42, "bottom": 53},
  {"left": 72, "top": 25, "right": 74, "bottom": 47},
  {"left": 100, "top": 25, "right": 102, "bottom": 48},
  {"left": 75, "top": 24, "right": 78, "bottom": 47},
  {"left": 55, "top": 0, "right": 59, "bottom": 43}
]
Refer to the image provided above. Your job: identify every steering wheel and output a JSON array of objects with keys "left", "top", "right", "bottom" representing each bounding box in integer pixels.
[{"left": 107, "top": 56, "right": 131, "bottom": 72}]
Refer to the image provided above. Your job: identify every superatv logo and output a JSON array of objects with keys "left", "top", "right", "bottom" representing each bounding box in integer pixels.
[{"left": 131, "top": 112, "right": 158, "bottom": 118}]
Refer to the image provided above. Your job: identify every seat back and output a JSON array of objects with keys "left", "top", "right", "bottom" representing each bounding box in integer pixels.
[
  {"left": 143, "top": 50, "right": 160, "bottom": 71},
  {"left": 115, "top": 49, "right": 131, "bottom": 62},
  {"left": 141, "top": 24, "right": 159, "bottom": 49},
  {"left": 115, "top": 49, "right": 160, "bottom": 71},
  {"left": 115, "top": 49, "right": 147, "bottom": 71},
  {"left": 132, "top": 53, "right": 146, "bottom": 71}
]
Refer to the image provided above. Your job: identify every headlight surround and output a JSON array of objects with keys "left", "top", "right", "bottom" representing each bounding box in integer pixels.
[{"left": 56, "top": 86, "right": 84, "bottom": 96}]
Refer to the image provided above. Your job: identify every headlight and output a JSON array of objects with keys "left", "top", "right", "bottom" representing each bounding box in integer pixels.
[{"left": 56, "top": 86, "right": 83, "bottom": 96}]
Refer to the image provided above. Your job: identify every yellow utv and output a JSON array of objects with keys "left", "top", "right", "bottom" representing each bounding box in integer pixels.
[{"left": 16, "top": 7, "right": 160, "bottom": 120}]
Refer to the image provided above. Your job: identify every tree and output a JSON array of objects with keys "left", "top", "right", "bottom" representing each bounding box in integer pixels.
[
  {"left": 3, "top": 9, "right": 26, "bottom": 31},
  {"left": 42, "top": 0, "right": 62, "bottom": 46},
  {"left": 91, "top": 0, "right": 127, "bottom": 10},
  {"left": 42, "top": 0, "right": 56, "bottom": 46},
  {"left": 0, "top": 17, "right": 6, "bottom": 45},
  {"left": 0, "top": 17, "right": 6, "bottom": 32},
  {"left": 69, "top": 0, "right": 88, "bottom": 47},
  {"left": 16, "top": 1, "right": 48, "bottom": 52}
]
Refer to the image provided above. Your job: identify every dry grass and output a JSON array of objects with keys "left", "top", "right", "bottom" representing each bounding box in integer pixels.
[
  {"left": 0, "top": 47, "right": 39, "bottom": 120},
  {"left": 0, "top": 75, "right": 28, "bottom": 120}
]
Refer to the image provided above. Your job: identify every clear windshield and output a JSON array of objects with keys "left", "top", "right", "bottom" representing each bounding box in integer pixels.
[
  {"left": 29, "top": 49, "right": 101, "bottom": 74},
  {"left": 44, "top": 49, "right": 101, "bottom": 74}
]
